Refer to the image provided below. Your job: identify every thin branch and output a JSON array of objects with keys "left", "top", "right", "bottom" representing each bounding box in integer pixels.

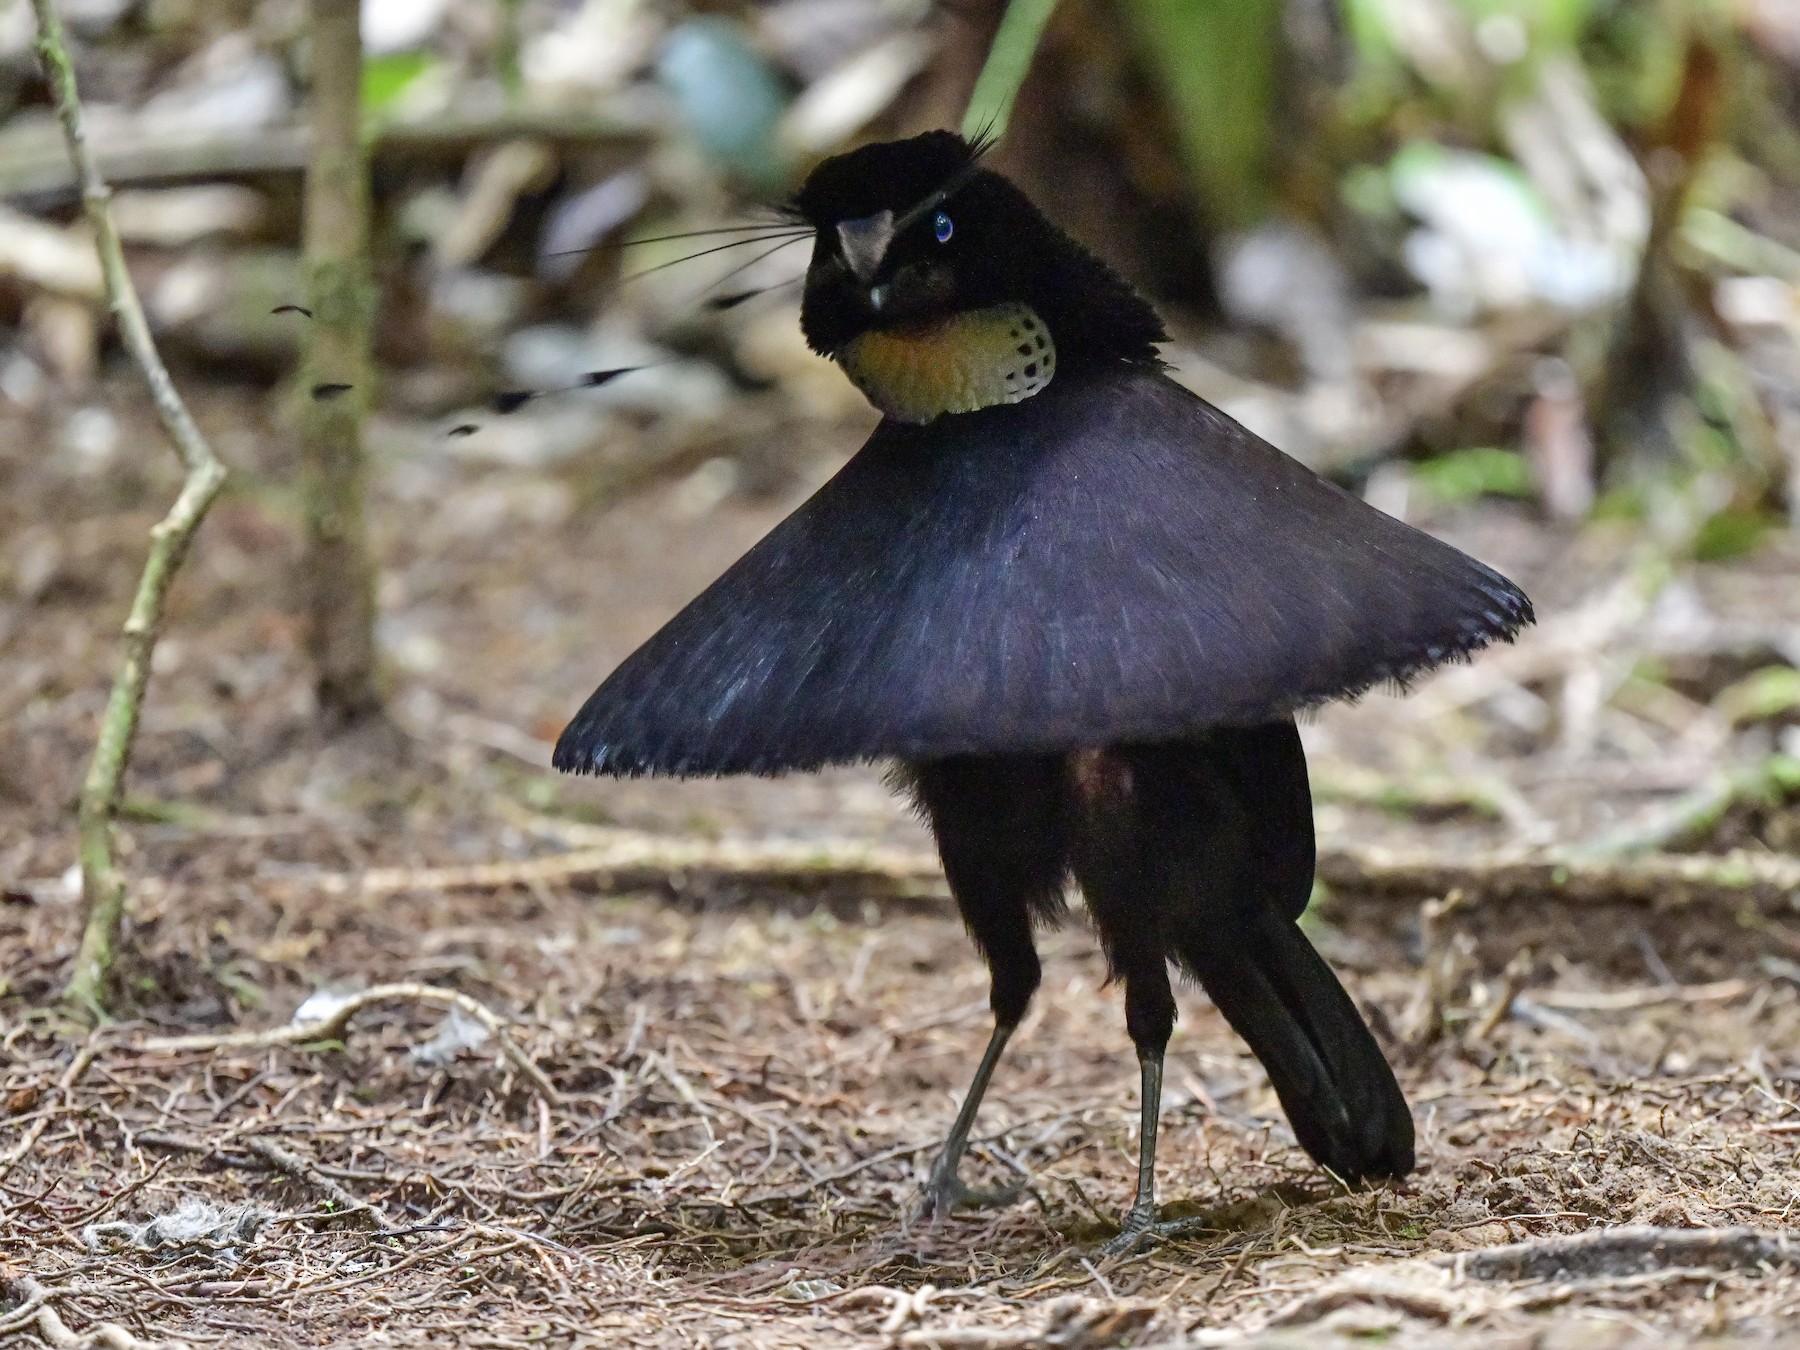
[
  {"left": 133, "top": 981, "right": 561, "bottom": 1105},
  {"left": 299, "top": 0, "right": 381, "bottom": 724},
  {"left": 324, "top": 831, "right": 949, "bottom": 899},
  {"left": 31, "top": 0, "right": 229, "bottom": 1019}
]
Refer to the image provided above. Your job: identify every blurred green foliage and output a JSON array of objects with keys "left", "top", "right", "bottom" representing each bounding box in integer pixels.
[
  {"left": 1713, "top": 666, "right": 1800, "bottom": 726},
  {"left": 1692, "top": 507, "right": 1780, "bottom": 562},
  {"left": 1413, "top": 447, "right": 1536, "bottom": 503},
  {"left": 362, "top": 50, "right": 435, "bottom": 115},
  {"left": 1120, "top": 0, "right": 1283, "bottom": 231},
  {"left": 963, "top": 0, "right": 1060, "bottom": 141}
]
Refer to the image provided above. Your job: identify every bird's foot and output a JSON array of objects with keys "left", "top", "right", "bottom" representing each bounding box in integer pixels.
[
  {"left": 1098, "top": 1199, "right": 1161, "bottom": 1257},
  {"left": 914, "top": 1168, "right": 1027, "bottom": 1224}
]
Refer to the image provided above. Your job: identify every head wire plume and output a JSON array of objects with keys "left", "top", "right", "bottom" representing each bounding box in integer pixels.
[{"left": 444, "top": 198, "right": 817, "bottom": 435}]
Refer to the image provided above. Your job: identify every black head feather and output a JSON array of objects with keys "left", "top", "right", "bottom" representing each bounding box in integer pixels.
[{"left": 792, "top": 131, "right": 1165, "bottom": 370}]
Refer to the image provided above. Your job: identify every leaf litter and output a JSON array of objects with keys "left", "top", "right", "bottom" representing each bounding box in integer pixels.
[{"left": 5, "top": 382, "right": 1800, "bottom": 1347}]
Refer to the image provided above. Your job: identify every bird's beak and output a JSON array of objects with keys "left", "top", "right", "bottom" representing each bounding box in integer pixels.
[{"left": 836, "top": 210, "right": 895, "bottom": 285}]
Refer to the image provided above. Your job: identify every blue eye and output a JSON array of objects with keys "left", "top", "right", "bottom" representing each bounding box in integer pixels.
[{"left": 933, "top": 211, "right": 954, "bottom": 243}]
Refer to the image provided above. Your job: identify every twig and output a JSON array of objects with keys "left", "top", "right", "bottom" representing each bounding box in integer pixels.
[
  {"left": 0, "top": 1038, "right": 101, "bottom": 1183},
  {"left": 1470, "top": 949, "right": 1532, "bottom": 1040},
  {"left": 0, "top": 1279, "right": 52, "bottom": 1336},
  {"left": 30, "top": 0, "right": 229, "bottom": 1019},
  {"left": 320, "top": 832, "right": 949, "bottom": 899},
  {"left": 1529, "top": 978, "right": 1751, "bottom": 1012},
  {"left": 1318, "top": 843, "right": 1800, "bottom": 909},
  {"left": 1403, "top": 889, "right": 1472, "bottom": 1051},
  {"left": 4, "top": 1276, "right": 193, "bottom": 1350},
  {"left": 241, "top": 1137, "right": 398, "bottom": 1232},
  {"left": 131, "top": 981, "right": 561, "bottom": 1104}
]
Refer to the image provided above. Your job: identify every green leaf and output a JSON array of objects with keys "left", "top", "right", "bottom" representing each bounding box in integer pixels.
[
  {"left": 1121, "top": 0, "right": 1282, "bottom": 230},
  {"left": 1692, "top": 508, "right": 1777, "bottom": 563},
  {"left": 1712, "top": 667, "right": 1800, "bottom": 727},
  {"left": 961, "top": 0, "right": 1059, "bottom": 143},
  {"left": 1412, "top": 448, "right": 1535, "bottom": 504},
  {"left": 363, "top": 51, "right": 434, "bottom": 115}
]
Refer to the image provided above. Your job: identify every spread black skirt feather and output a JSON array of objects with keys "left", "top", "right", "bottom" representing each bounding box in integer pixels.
[{"left": 555, "top": 366, "right": 1531, "bottom": 777}]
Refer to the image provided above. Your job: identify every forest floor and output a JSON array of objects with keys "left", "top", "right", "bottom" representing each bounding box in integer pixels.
[{"left": 6, "top": 374, "right": 1800, "bottom": 1347}]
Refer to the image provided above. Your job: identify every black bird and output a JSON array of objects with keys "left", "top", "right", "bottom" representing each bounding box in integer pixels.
[{"left": 555, "top": 131, "right": 1532, "bottom": 1251}]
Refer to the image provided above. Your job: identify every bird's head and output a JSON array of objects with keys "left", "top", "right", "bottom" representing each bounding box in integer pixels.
[{"left": 793, "top": 131, "right": 1165, "bottom": 424}]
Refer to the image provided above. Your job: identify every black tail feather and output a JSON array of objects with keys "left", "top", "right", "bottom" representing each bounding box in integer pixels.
[
  {"left": 1130, "top": 725, "right": 1413, "bottom": 1183},
  {"left": 1175, "top": 910, "right": 1413, "bottom": 1181}
]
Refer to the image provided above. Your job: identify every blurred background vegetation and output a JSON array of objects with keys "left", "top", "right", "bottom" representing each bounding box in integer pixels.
[
  {"left": 3, "top": 0, "right": 1798, "bottom": 555},
  {"left": 6, "top": 0, "right": 1800, "bottom": 850},
  {"left": 0, "top": 2, "right": 1794, "bottom": 507}
]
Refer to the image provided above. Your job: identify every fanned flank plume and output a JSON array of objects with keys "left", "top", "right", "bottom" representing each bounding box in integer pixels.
[{"left": 555, "top": 367, "right": 1530, "bottom": 778}]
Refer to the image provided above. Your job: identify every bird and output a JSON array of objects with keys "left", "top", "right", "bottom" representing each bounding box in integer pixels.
[{"left": 554, "top": 130, "right": 1533, "bottom": 1252}]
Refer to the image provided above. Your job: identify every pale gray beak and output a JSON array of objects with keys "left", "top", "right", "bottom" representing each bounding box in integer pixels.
[{"left": 836, "top": 210, "right": 895, "bottom": 284}]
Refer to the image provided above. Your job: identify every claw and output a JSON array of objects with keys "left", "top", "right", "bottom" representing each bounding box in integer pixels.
[
  {"left": 1099, "top": 1199, "right": 1160, "bottom": 1257},
  {"left": 915, "top": 1167, "right": 1026, "bottom": 1223}
]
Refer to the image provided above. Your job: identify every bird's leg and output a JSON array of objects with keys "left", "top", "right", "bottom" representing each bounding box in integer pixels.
[
  {"left": 1103, "top": 1049, "right": 1165, "bottom": 1255},
  {"left": 1065, "top": 747, "right": 1179, "bottom": 1257},
  {"left": 917, "top": 1019, "right": 1024, "bottom": 1218},
  {"left": 904, "top": 754, "right": 1067, "bottom": 1225}
]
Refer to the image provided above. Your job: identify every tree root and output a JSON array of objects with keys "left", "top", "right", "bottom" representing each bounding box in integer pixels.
[
  {"left": 1449, "top": 1225, "right": 1800, "bottom": 1283},
  {"left": 1, "top": 1276, "right": 193, "bottom": 1350}
]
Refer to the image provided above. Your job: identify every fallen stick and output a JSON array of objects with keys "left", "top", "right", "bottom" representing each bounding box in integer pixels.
[
  {"left": 1527, "top": 977, "right": 1751, "bottom": 1011},
  {"left": 1266, "top": 1226, "right": 1800, "bottom": 1331},
  {"left": 304, "top": 826, "right": 1800, "bottom": 915},
  {"left": 1316, "top": 843, "right": 1800, "bottom": 909},
  {"left": 1448, "top": 1225, "right": 1800, "bottom": 1283},
  {"left": 322, "top": 832, "right": 949, "bottom": 899},
  {"left": 133, "top": 981, "right": 560, "bottom": 1105}
]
